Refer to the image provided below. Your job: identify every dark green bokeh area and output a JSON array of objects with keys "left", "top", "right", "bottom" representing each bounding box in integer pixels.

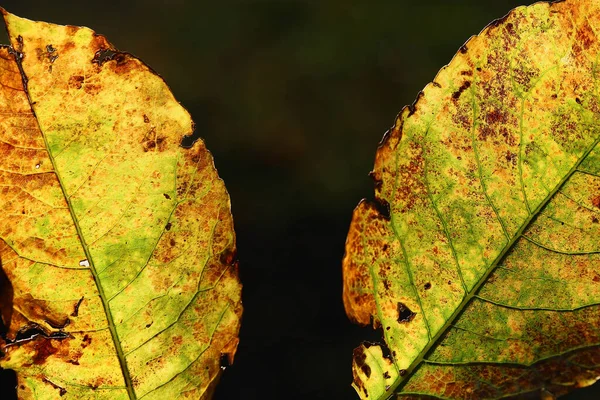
[{"left": 2, "top": 1, "right": 600, "bottom": 399}]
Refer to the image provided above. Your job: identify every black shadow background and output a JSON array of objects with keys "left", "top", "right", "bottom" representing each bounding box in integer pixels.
[{"left": 1, "top": 1, "right": 599, "bottom": 399}]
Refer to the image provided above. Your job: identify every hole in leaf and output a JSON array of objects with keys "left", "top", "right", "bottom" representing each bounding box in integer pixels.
[
  {"left": 397, "top": 302, "right": 416, "bottom": 323},
  {"left": 91, "top": 49, "right": 117, "bottom": 66},
  {"left": 45, "top": 44, "right": 58, "bottom": 64},
  {"left": 373, "top": 198, "right": 391, "bottom": 220},
  {"left": 180, "top": 122, "right": 200, "bottom": 149}
]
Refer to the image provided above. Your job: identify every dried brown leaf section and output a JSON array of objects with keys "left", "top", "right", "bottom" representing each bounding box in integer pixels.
[
  {"left": 344, "top": 0, "right": 600, "bottom": 398},
  {"left": 0, "top": 10, "right": 241, "bottom": 400}
]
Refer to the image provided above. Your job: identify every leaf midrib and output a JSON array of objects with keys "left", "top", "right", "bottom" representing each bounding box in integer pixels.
[
  {"left": 383, "top": 134, "right": 600, "bottom": 399},
  {"left": 14, "top": 53, "right": 137, "bottom": 399}
]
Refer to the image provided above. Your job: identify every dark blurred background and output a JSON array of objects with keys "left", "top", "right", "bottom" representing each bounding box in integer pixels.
[{"left": 1, "top": 1, "right": 599, "bottom": 399}]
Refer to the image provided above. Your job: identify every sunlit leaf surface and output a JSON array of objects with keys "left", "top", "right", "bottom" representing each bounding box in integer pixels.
[
  {"left": 0, "top": 10, "right": 241, "bottom": 399},
  {"left": 343, "top": 0, "right": 600, "bottom": 398}
]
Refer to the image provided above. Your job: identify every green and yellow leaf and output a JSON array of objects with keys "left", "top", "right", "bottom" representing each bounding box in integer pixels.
[
  {"left": 343, "top": 0, "right": 600, "bottom": 398},
  {"left": 0, "top": 10, "right": 241, "bottom": 399}
]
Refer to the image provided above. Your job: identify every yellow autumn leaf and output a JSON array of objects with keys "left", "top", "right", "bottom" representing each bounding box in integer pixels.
[
  {"left": 0, "top": 10, "right": 241, "bottom": 399},
  {"left": 343, "top": 0, "right": 600, "bottom": 398}
]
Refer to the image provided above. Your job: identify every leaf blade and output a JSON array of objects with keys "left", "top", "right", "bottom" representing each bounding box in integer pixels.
[
  {"left": 344, "top": 1, "right": 600, "bottom": 398},
  {"left": 0, "top": 10, "right": 241, "bottom": 399}
]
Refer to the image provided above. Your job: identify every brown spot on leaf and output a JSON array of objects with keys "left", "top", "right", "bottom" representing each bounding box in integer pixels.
[
  {"left": 112, "top": 52, "right": 128, "bottom": 65},
  {"left": 70, "top": 297, "right": 84, "bottom": 317},
  {"left": 505, "top": 151, "right": 517, "bottom": 164},
  {"left": 141, "top": 128, "right": 168, "bottom": 153},
  {"left": 68, "top": 75, "right": 84, "bottom": 90},
  {"left": 506, "top": 22, "right": 515, "bottom": 35},
  {"left": 219, "top": 248, "right": 237, "bottom": 266},
  {"left": 591, "top": 195, "right": 600, "bottom": 209},
  {"left": 34, "top": 45, "right": 58, "bottom": 72},
  {"left": 452, "top": 81, "right": 471, "bottom": 100},
  {"left": 83, "top": 84, "right": 101, "bottom": 95},
  {"left": 65, "top": 25, "right": 78, "bottom": 35},
  {"left": 576, "top": 20, "right": 595, "bottom": 50},
  {"left": 352, "top": 366, "right": 366, "bottom": 397},
  {"left": 143, "top": 140, "right": 156, "bottom": 152},
  {"left": 81, "top": 334, "right": 92, "bottom": 348},
  {"left": 32, "top": 337, "right": 59, "bottom": 364},
  {"left": 485, "top": 109, "right": 507, "bottom": 125},
  {"left": 156, "top": 137, "right": 167, "bottom": 151},
  {"left": 61, "top": 40, "right": 75, "bottom": 52},
  {"left": 172, "top": 336, "right": 183, "bottom": 345},
  {"left": 15, "top": 34, "right": 23, "bottom": 52},
  {"left": 512, "top": 62, "right": 538, "bottom": 91},
  {"left": 353, "top": 345, "right": 371, "bottom": 378},
  {"left": 361, "top": 363, "right": 371, "bottom": 378}
]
